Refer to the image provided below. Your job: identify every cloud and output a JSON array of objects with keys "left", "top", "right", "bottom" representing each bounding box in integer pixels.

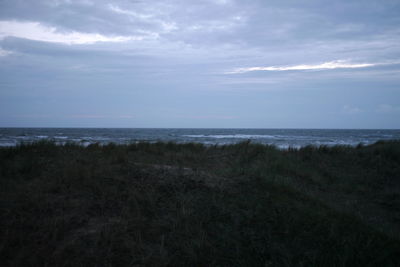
[
  {"left": 8, "top": 114, "right": 136, "bottom": 119},
  {"left": 376, "top": 104, "right": 400, "bottom": 114},
  {"left": 0, "top": 20, "right": 143, "bottom": 45},
  {"left": 108, "top": 4, "right": 178, "bottom": 34},
  {"left": 1, "top": 0, "right": 400, "bottom": 129},
  {"left": 108, "top": 4, "right": 153, "bottom": 20},
  {"left": 68, "top": 114, "right": 135, "bottom": 119},
  {"left": 175, "top": 115, "right": 237, "bottom": 120},
  {"left": 0, "top": 47, "right": 12, "bottom": 56},
  {"left": 213, "top": 0, "right": 232, "bottom": 5},
  {"left": 342, "top": 105, "right": 363, "bottom": 114},
  {"left": 227, "top": 60, "right": 377, "bottom": 74}
]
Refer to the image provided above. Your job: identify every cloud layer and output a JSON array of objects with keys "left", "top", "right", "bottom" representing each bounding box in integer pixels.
[
  {"left": 0, "top": 21, "right": 141, "bottom": 44},
  {"left": 227, "top": 60, "right": 378, "bottom": 74},
  {"left": 0, "top": 0, "right": 400, "bottom": 128}
]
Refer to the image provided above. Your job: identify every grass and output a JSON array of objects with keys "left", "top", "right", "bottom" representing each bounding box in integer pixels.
[{"left": 0, "top": 140, "right": 400, "bottom": 266}]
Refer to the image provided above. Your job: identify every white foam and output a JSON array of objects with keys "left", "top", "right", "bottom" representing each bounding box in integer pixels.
[
  {"left": 81, "top": 141, "right": 92, "bottom": 147},
  {"left": 183, "top": 134, "right": 276, "bottom": 139},
  {"left": 81, "top": 136, "right": 110, "bottom": 141},
  {"left": 0, "top": 142, "right": 17, "bottom": 147}
]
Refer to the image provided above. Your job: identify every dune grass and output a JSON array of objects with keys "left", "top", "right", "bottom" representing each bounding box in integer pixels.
[{"left": 0, "top": 140, "right": 400, "bottom": 266}]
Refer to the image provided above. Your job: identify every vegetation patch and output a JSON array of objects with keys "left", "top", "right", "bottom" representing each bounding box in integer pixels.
[{"left": 1, "top": 140, "right": 400, "bottom": 266}]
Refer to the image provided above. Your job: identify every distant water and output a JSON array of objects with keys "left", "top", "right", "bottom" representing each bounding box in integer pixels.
[{"left": 1, "top": 128, "right": 400, "bottom": 149}]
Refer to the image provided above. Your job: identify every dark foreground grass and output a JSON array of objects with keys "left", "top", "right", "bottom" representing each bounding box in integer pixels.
[{"left": 0, "top": 140, "right": 400, "bottom": 266}]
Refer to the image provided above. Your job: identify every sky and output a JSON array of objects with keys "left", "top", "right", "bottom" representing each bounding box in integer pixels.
[{"left": 0, "top": 0, "right": 400, "bottom": 128}]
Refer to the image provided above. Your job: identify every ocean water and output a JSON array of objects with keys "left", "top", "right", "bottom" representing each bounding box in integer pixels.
[{"left": 1, "top": 128, "right": 399, "bottom": 149}]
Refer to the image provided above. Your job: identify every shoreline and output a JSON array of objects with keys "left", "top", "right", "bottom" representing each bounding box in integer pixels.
[
  {"left": 1, "top": 128, "right": 399, "bottom": 149},
  {"left": 1, "top": 138, "right": 400, "bottom": 150}
]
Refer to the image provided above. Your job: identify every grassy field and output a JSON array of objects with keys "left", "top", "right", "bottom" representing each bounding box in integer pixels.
[{"left": 1, "top": 140, "right": 400, "bottom": 266}]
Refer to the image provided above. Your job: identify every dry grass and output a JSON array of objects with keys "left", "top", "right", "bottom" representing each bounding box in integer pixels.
[{"left": 0, "top": 140, "right": 399, "bottom": 266}]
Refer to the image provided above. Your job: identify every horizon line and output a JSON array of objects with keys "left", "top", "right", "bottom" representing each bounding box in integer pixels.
[{"left": 1, "top": 126, "right": 399, "bottom": 130}]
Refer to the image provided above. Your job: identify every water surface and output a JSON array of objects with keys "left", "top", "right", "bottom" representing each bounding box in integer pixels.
[{"left": 1, "top": 128, "right": 399, "bottom": 148}]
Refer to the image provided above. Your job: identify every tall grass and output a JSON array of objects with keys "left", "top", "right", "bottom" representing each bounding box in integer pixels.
[{"left": 0, "top": 140, "right": 399, "bottom": 266}]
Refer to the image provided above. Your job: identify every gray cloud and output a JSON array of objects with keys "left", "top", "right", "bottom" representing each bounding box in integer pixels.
[{"left": 0, "top": 0, "right": 400, "bottom": 128}]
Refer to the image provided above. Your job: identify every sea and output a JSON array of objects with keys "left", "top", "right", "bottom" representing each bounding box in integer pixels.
[{"left": 0, "top": 128, "right": 399, "bottom": 149}]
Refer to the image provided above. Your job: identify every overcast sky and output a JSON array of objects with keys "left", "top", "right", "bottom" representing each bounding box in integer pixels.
[{"left": 0, "top": 0, "right": 399, "bottom": 128}]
